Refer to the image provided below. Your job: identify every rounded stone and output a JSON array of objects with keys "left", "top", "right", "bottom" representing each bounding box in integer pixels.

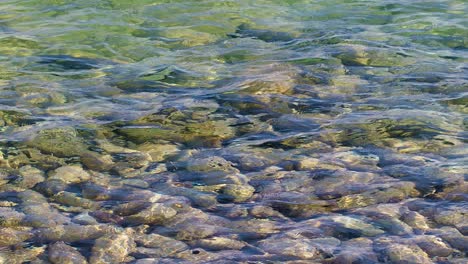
[
  {"left": 219, "top": 184, "right": 255, "bottom": 202},
  {"left": 80, "top": 151, "right": 114, "bottom": 172},
  {"left": 89, "top": 232, "right": 136, "bottom": 264},
  {"left": 48, "top": 165, "right": 90, "bottom": 184},
  {"left": 48, "top": 241, "right": 87, "bottom": 264}
]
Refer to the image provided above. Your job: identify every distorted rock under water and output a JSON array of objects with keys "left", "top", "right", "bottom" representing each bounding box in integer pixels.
[{"left": 0, "top": 0, "right": 467, "bottom": 263}]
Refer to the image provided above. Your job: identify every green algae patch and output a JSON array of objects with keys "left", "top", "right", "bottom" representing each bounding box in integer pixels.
[
  {"left": 27, "top": 127, "right": 88, "bottom": 157},
  {"left": 333, "top": 44, "right": 416, "bottom": 67},
  {"left": 0, "top": 110, "right": 30, "bottom": 127},
  {"left": 117, "top": 119, "right": 235, "bottom": 147},
  {"left": 0, "top": 36, "right": 42, "bottom": 56},
  {"left": 113, "top": 105, "right": 236, "bottom": 147}
]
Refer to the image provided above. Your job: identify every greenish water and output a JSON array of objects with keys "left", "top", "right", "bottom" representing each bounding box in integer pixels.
[{"left": 0, "top": 0, "right": 467, "bottom": 263}]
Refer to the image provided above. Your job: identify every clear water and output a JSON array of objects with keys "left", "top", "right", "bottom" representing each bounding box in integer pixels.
[{"left": 0, "top": 0, "right": 466, "bottom": 263}]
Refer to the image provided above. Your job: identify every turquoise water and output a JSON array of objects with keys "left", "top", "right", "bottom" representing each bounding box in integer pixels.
[{"left": 0, "top": 0, "right": 467, "bottom": 263}]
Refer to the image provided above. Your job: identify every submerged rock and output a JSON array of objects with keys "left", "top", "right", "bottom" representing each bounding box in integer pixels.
[
  {"left": 430, "top": 227, "right": 468, "bottom": 252},
  {"left": 136, "top": 142, "right": 180, "bottom": 162},
  {"left": 117, "top": 117, "right": 235, "bottom": 147},
  {"left": 410, "top": 235, "right": 454, "bottom": 258},
  {"left": 257, "top": 236, "right": 318, "bottom": 260},
  {"left": 377, "top": 218, "right": 413, "bottom": 236},
  {"left": 131, "top": 259, "right": 162, "bottom": 264},
  {"left": 218, "top": 184, "right": 255, "bottom": 203},
  {"left": 329, "top": 215, "right": 385, "bottom": 237},
  {"left": 190, "top": 172, "right": 248, "bottom": 186},
  {"left": 305, "top": 237, "right": 341, "bottom": 258},
  {"left": 234, "top": 218, "right": 278, "bottom": 234},
  {"left": 270, "top": 199, "right": 334, "bottom": 218},
  {"left": 89, "top": 231, "right": 136, "bottom": 264},
  {"left": 185, "top": 156, "right": 238, "bottom": 174},
  {"left": 0, "top": 246, "right": 45, "bottom": 264},
  {"left": 27, "top": 127, "right": 87, "bottom": 157},
  {"left": 17, "top": 165, "right": 45, "bottom": 189},
  {"left": 0, "top": 168, "right": 7, "bottom": 186},
  {"left": 175, "top": 223, "right": 220, "bottom": 241},
  {"left": 191, "top": 236, "right": 247, "bottom": 251},
  {"left": 401, "top": 210, "right": 430, "bottom": 231},
  {"left": 249, "top": 205, "right": 286, "bottom": 219},
  {"left": 3, "top": 151, "right": 30, "bottom": 170},
  {"left": 134, "top": 233, "right": 189, "bottom": 257},
  {"left": 34, "top": 224, "right": 119, "bottom": 243},
  {"left": 48, "top": 241, "right": 87, "bottom": 264},
  {"left": 81, "top": 183, "right": 112, "bottom": 201},
  {"left": 48, "top": 165, "right": 90, "bottom": 184},
  {"left": 172, "top": 248, "right": 222, "bottom": 262},
  {"left": 72, "top": 212, "right": 99, "bottom": 225},
  {"left": 0, "top": 109, "right": 33, "bottom": 127},
  {"left": 153, "top": 185, "right": 218, "bottom": 208},
  {"left": 295, "top": 157, "right": 343, "bottom": 171},
  {"left": 153, "top": 28, "right": 219, "bottom": 47},
  {"left": 0, "top": 227, "right": 33, "bottom": 247},
  {"left": 113, "top": 201, "right": 153, "bottom": 217},
  {"left": 52, "top": 191, "right": 98, "bottom": 209},
  {"left": 19, "top": 92, "right": 67, "bottom": 107},
  {"left": 337, "top": 181, "right": 419, "bottom": 209},
  {"left": 19, "top": 190, "right": 71, "bottom": 227},
  {"left": 34, "top": 179, "right": 68, "bottom": 197},
  {"left": 327, "top": 237, "right": 377, "bottom": 264},
  {"left": 0, "top": 207, "right": 25, "bottom": 227},
  {"left": 80, "top": 151, "right": 114, "bottom": 172},
  {"left": 381, "top": 243, "right": 432, "bottom": 264},
  {"left": 232, "top": 23, "right": 298, "bottom": 42},
  {"left": 116, "top": 152, "right": 152, "bottom": 169},
  {"left": 433, "top": 203, "right": 468, "bottom": 227},
  {"left": 37, "top": 55, "right": 101, "bottom": 70},
  {"left": 124, "top": 203, "right": 177, "bottom": 225},
  {"left": 333, "top": 44, "right": 415, "bottom": 67},
  {"left": 22, "top": 148, "right": 67, "bottom": 170}
]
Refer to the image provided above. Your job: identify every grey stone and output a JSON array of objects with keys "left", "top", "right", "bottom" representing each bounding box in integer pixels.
[
  {"left": 17, "top": 165, "right": 45, "bottom": 189},
  {"left": 124, "top": 203, "right": 177, "bottom": 225},
  {"left": 48, "top": 241, "right": 87, "bottom": 264},
  {"left": 89, "top": 231, "right": 136, "bottom": 264},
  {"left": 48, "top": 165, "right": 90, "bottom": 184},
  {"left": 135, "top": 233, "right": 188, "bottom": 257},
  {"left": 80, "top": 151, "right": 114, "bottom": 172},
  {"left": 192, "top": 236, "right": 246, "bottom": 251},
  {"left": 411, "top": 235, "right": 454, "bottom": 257},
  {"left": 0, "top": 227, "right": 33, "bottom": 247},
  {"left": 383, "top": 243, "right": 432, "bottom": 264},
  {"left": 219, "top": 184, "right": 255, "bottom": 202},
  {"left": 258, "top": 236, "right": 318, "bottom": 260}
]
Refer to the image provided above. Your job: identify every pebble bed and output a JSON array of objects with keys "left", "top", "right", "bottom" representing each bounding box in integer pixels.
[{"left": 0, "top": 0, "right": 467, "bottom": 263}]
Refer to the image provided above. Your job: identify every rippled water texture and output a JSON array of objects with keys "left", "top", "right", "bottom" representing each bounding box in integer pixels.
[{"left": 0, "top": 0, "right": 467, "bottom": 263}]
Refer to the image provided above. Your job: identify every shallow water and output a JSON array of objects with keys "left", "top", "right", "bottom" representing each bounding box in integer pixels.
[{"left": 0, "top": 0, "right": 467, "bottom": 263}]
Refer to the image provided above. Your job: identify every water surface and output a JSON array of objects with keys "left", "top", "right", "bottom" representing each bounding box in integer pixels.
[{"left": 0, "top": 0, "right": 467, "bottom": 263}]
